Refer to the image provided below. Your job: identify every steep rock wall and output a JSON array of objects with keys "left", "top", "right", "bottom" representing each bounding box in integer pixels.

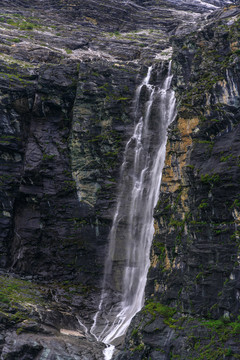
[
  {"left": 150, "top": 5, "right": 240, "bottom": 318},
  {"left": 117, "top": 5, "right": 240, "bottom": 360},
  {"left": 0, "top": 0, "right": 239, "bottom": 359},
  {"left": 0, "top": 59, "right": 140, "bottom": 285}
]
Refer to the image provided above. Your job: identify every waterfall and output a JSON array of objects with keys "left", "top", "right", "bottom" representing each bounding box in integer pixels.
[{"left": 90, "top": 61, "right": 176, "bottom": 358}]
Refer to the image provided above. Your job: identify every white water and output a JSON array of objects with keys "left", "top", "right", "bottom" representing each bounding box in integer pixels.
[{"left": 90, "top": 62, "right": 176, "bottom": 359}]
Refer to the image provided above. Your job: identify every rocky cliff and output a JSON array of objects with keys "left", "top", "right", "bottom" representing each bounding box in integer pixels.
[
  {"left": 0, "top": 0, "right": 239, "bottom": 359},
  {"left": 116, "top": 4, "right": 240, "bottom": 360}
]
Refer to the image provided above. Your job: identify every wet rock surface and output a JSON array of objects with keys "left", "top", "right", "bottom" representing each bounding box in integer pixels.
[
  {"left": 0, "top": 0, "right": 239, "bottom": 359},
  {"left": 117, "top": 4, "right": 240, "bottom": 360},
  {"left": 0, "top": 271, "right": 105, "bottom": 359}
]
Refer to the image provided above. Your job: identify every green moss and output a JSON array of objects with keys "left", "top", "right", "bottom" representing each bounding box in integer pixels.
[
  {"left": 198, "top": 200, "right": 208, "bottom": 209},
  {"left": 98, "top": 83, "right": 109, "bottom": 91},
  {"left": 114, "top": 96, "right": 130, "bottom": 101},
  {"left": 6, "top": 18, "right": 35, "bottom": 30},
  {"left": 19, "top": 22, "right": 34, "bottom": 30},
  {"left": 186, "top": 164, "right": 195, "bottom": 170},
  {"left": 133, "top": 343, "right": 144, "bottom": 352},
  {"left": 42, "top": 153, "right": 56, "bottom": 161},
  {"left": 0, "top": 275, "right": 44, "bottom": 323},
  {"left": 159, "top": 313, "right": 240, "bottom": 359},
  {"left": 63, "top": 180, "right": 76, "bottom": 191},
  {"left": 16, "top": 327, "right": 24, "bottom": 335},
  {"left": 0, "top": 71, "right": 33, "bottom": 86},
  {"left": 230, "top": 199, "right": 240, "bottom": 209},
  {"left": 179, "top": 315, "right": 240, "bottom": 359},
  {"left": 9, "top": 38, "right": 21, "bottom": 43},
  {"left": 154, "top": 241, "right": 167, "bottom": 266},
  {"left": 201, "top": 316, "right": 240, "bottom": 336},
  {"left": 200, "top": 173, "right": 220, "bottom": 184},
  {"left": 144, "top": 301, "right": 176, "bottom": 321},
  {"left": 220, "top": 154, "right": 233, "bottom": 162},
  {"left": 195, "top": 271, "right": 204, "bottom": 282},
  {"left": 0, "top": 293, "right": 10, "bottom": 304},
  {"left": 0, "top": 276, "right": 40, "bottom": 304},
  {"left": 131, "top": 328, "right": 139, "bottom": 337},
  {"left": 197, "top": 140, "right": 212, "bottom": 144}
]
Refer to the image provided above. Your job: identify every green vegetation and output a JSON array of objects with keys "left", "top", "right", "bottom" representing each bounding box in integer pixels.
[
  {"left": 9, "top": 38, "right": 21, "bottom": 43},
  {"left": 0, "top": 276, "right": 40, "bottom": 304},
  {"left": 201, "top": 316, "right": 240, "bottom": 335},
  {"left": 42, "top": 153, "right": 56, "bottom": 161},
  {"left": 144, "top": 300, "right": 176, "bottom": 323},
  {"left": 98, "top": 82, "right": 130, "bottom": 102},
  {"left": 0, "top": 53, "right": 37, "bottom": 69},
  {"left": 0, "top": 275, "right": 43, "bottom": 323},
  {"left": 136, "top": 308, "right": 240, "bottom": 360},
  {"left": 198, "top": 200, "right": 208, "bottom": 209},
  {"left": 0, "top": 12, "right": 45, "bottom": 31},
  {"left": 220, "top": 154, "right": 233, "bottom": 162},
  {"left": 63, "top": 180, "right": 76, "bottom": 192},
  {"left": 186, "top": 164, "right": 195, "bottom": 170},
  {"left": 200, "top": 173, "right": 220, "bottom": 184},
  {"left": 6, "top": 18, "right": 36, "bottom": 30},
  {"left": 19, "top": 21, "right": 34, "bottom": 30},
  {"left": 195, "top": 271, "right": 204, "bottom": 282},
  {"left": 197, "top": 140, "right": 212, "bottom": 144},
  {"left": 0, "top": 71, "right": 34, "bottom": 87},
  {"left": 188, "top": 316, "right": 240, "bottom": 360},
  {"left": 0, "top": 135, "right": 21, "bottom": 143},
  {"left": 131, "top": 328, "right": 139, "bottom": 337},
  {"left": 230, "top": 199, "right": 240, "bottom": 209},
  {"left": 154, "top": 242, "right": 166, "bottom": 261},
  {"left": 133, "top": 343, "right": 144, "bottom": 352}
]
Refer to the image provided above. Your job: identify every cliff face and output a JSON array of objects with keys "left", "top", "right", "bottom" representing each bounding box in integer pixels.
[
  {"left": 0, "top": 0, "right": 239, "bottom": 359},
  {"left": 117, "top": 4, "right": 240, "bottom": 360},
  {"left": 0, "top": 0, "right": 205, "bottom": 284},
  {"left": 153, "top": 4, "right": 240, "bottom": 319}
]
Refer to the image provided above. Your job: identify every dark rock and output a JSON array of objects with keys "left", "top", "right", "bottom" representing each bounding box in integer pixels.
[
  {"left": 117, "top": 4, "right": 240, "bottom": 359},
  {"left": 0, "top": 0, "right": 239, "bottom": 359}
]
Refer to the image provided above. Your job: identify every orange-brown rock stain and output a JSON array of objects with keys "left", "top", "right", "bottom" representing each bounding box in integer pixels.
[
  {"left": 162, "top": 116, "right": 199, "bottom": 193},
  {"left": 151, "top": 115, "right": 199, "bottom": 273}
]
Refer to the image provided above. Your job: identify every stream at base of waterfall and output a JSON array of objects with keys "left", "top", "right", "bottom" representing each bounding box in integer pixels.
[{"left": 89, "top": 61, "right": 176, "bottom": 360}]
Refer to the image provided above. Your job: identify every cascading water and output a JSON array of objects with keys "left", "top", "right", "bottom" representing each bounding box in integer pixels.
[{"left": 90, "top": 61, "right": 176, "bottom": 359}]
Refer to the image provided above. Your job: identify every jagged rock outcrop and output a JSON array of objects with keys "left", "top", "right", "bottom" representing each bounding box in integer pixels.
[{"left": 0, "top": 0, "right": 239, "bottom": 358}]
